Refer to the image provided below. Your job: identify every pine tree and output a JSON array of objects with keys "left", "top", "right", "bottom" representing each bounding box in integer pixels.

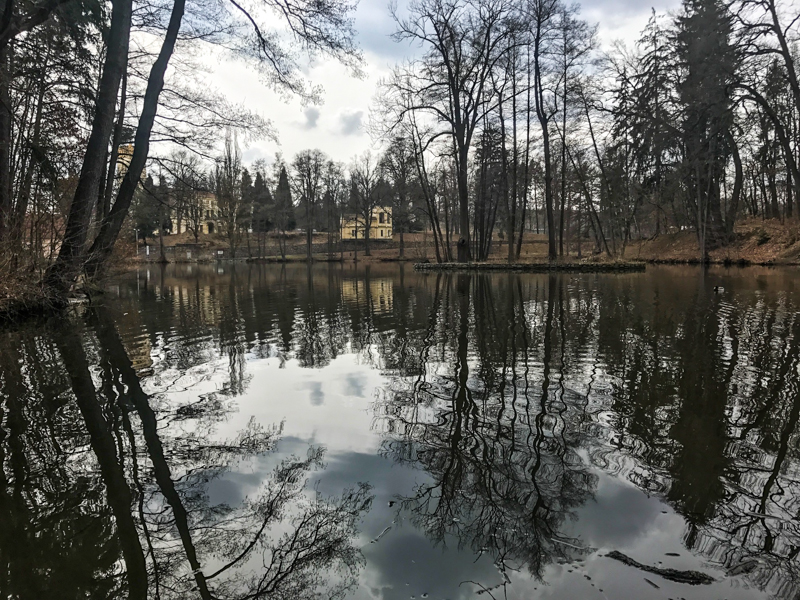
[
  {"left": 675, "top": 0, "right": 738, "bottom": 254},
  {"left": 252, "top": 172, "right": 273, "bottom": 258},
  {"left": 630, "top": 10, "right": 680, "bottom": 233},
  {"left": 274, "top": 166, "right": 294, "bottom": 259},
  {"left": 241, "top": 168, "right": 254, "bottom": 256}
]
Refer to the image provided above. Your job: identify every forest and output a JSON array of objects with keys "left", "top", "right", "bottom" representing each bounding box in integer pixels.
[{"left": 0, "top": 0, "right": 798, "bottom": 306}]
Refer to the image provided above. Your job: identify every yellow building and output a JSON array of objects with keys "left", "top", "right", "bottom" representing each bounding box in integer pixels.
[
  {"left": 341, "top": 206, "right": 393, "bottom": 241},
  {"left": 117, "top": 144, "right": 146, "bottom": 182},
  {"left": 172, "top": 191, "right": 221, "bottom": 235}
]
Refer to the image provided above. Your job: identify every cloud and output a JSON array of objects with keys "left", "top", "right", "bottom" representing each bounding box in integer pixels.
[
  {"left": 353, "top": 0, "right": 420, "bottom": 63},
  {"left": 307, "top": 380, "right": 324, "bottom": 406},
  {"left": 339, "top": 110, "right": 364, "bottom": 136},
  {"left": 303, "top": 107, "right": 320, "bottom": 129},
  {"left": 202, "top": 0, "right": 681, "bottom": 165},
  {"left": 343, "top": 372, "right": 366, "bottom": 397}
]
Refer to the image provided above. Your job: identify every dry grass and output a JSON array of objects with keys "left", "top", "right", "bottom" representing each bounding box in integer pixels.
[
  {"left": 0, "top": 265, "right": 64, "bottom": 323},
  {"left": 628, "top": 218, "right": 800, "bottom": 264}
]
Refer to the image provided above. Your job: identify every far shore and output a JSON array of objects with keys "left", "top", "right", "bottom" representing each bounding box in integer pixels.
[{"left": 127, "top": 217, "right": 800, "bottom": 268}]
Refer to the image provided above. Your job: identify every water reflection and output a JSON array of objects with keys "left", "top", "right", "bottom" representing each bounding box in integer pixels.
[
  {"left": 1, "top": 263, "right": 800, "bottom": 599},
  {"left": 0, "top": 301, "right": 371, "bottom": 599},
  {"left": 376, "top": 274, "right": 598, "bottom": 594}
]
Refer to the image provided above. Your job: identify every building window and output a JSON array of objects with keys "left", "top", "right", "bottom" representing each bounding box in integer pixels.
[
  {"left": 380, "top": 230, "right": 384, "bottom": 237},
  {"left": 379, "top": 213, "right": 385, "bottom": 224},
  {"left": 351, "top": 229, "right": 356, "bottom": 237}
]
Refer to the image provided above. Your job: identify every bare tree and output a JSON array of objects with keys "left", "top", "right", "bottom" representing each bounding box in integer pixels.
[
  {"left": 349, "top": 151, "right": 381, "bottom": 257},
  {"left": 24, "top": 0, "right": 362, "bottom": 300},
  {"left": 391, "top": 0, "right": 514, "bottom": 262},
  {"left": 380, "top": 136, "right": 417, "bottom": 258},
  {"left": 215, "top": 133, "right": 245, "bottom": 256},
  {"left": 292, "top": 149, "right": 327, "bottom": 261}
]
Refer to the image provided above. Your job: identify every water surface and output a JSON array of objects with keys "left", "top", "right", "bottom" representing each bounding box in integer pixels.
[{"left": 2, "top": 263, "right": 799, "bottom": 599}]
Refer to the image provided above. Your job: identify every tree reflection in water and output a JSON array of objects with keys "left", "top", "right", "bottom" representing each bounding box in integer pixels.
[
  {"left": 370, "top": 269, "right": 800, "bottom": 598},
  {"left": 3, "top": 263, "right": 800, "bottom": 599},
  {"left": 374, "top": 274, "right": 598, "bottom": 590},
  {"left": 0, "top": 304, "right": 372, "bottom": 600}
]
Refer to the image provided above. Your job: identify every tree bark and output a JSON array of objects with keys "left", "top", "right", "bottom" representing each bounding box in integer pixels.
[
  {"left": 85, "top": 0, "right": 185, "bottom": 279},
  {"left": 726, "top": 129, "right": 742, "bottom": 237},
  {"left": 102, "top": 69, "right": 127, "bottom": 220},
  {"left": 45, "top": 0, "right": 132, "bottom": 291},
  {"left": 533, "top": 26, "right": 556, "bottom": 261},
  {"left": 0, "top": 42, "right": 11, "bottom": 241},
  {"left": 456, "top": 141, "right": 471, "bottom": 262}
]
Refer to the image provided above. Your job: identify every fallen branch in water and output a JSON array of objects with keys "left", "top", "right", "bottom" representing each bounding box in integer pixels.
[{"left": 606, "top": 550, "right": 715, "bottom": 585}]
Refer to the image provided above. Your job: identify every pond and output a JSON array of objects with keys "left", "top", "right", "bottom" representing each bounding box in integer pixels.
[{"left": 1, "top": 262, "right": 799, "bottom": 599}]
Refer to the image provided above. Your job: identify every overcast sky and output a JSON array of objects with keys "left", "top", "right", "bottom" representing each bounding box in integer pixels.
[{"left": 207, "top": 0, "right": 683, "bottom": 169}]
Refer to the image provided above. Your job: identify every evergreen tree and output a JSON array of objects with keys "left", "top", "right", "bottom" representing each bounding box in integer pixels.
[
  {"left": 629, "top": 10, "right": 680, "bottom": 233},
  {"left": 131, "top": 175, "right": 159, "bottom": 246},
  {"left": 241, "top": 168, "right": 254, "bottom": 255},
  {"left": 253, "top": 172, "right": 273, "bottom": 232},
  {"left": 274, "top": 166, "right": 294, "bottom": 259},
  {"left": 252, "top": 171, "right": 273, "bottom": 258},
  {"left": 675, "top": 0, "right": 738, "bottom": 253}
]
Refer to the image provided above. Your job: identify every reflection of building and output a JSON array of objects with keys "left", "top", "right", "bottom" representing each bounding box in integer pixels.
[
  {"left": 341, "top": 277, "right": 393, "bottom": 313},
  {"left": 341, "top": 206, "right": 393, "bottom": 241},
  {"left": 119, "top": 310, "right": 154, "bottom": 374}
]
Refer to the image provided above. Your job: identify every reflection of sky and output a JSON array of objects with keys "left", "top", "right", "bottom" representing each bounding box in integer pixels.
[{"left": 197, "top": 352, "right": 766, "bottom": 600}]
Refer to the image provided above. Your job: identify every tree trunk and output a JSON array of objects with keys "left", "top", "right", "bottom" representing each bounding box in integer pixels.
[
  {"left": 305, "top": 200, "right": 312, "bottom": 261},
  {"left": 516, "top": 51, "right": 532, "bottom": 261},
  {"left": 0, "top": 42, "right": 11, "bottom": 242},
  {"left": 559, "top": 69, "right": 568, "bottom": 257},
  {"left": 45, "top": 0, "right": 132, "bottom": 291},
  {"left": 534, "top": 35, "right": 556, "bottom": 261},
  {"left": 84, "top": 0, "right": 185, "bottom": 280},
  {"left": 456, "top": 143, "right": 471, "bottom": 262},
  {"left": 101, "top": 69, "right": 127, "bottom": 220}
]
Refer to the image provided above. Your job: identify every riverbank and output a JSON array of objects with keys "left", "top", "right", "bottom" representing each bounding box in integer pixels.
[
  {"left": 134, "top": 219, "right": 800, "bottom": 267},
  {"left": 628, "top": 218, "right": 800, "bottom": 265},
  {"left": 5, "top": 218, "right": 799, "bottom": 323},
  {"left": 0, "top": 275, "right": 66, "bottom": 322},
  {"left": 414, "top": 261, "right": 646, "bottom": 273}
]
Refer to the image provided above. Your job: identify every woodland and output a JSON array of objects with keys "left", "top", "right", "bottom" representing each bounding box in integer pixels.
[{"left": 0, "top": 0, "right": 798, "bottom": 310}]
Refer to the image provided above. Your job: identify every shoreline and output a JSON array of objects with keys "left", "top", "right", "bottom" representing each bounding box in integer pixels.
[
  {"left": 106, "top": 255, "right": 800, "bottom": 268},
  {"left": 413, "top": 261, "right": 647, "bottom": 273}
]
